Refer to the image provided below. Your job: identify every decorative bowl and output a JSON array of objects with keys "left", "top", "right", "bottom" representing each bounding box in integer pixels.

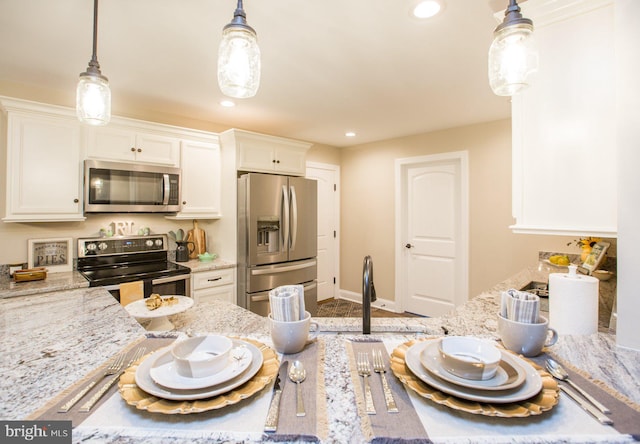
[
  {"left": 198, "top": 252, "right": 217, "bottom": 262},
  {"left": 438, "top": 336, "right": 501, "bottom": 380},
  {"left": 171, "top": 335, "right": 233, "bottom": 378}
]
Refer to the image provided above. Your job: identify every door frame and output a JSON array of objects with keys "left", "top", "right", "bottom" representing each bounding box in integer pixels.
[
  {"left": 306, "top": 161, "right": 341, "bottom": 301},
  {"left": 394, "top": 151, "right": 469, "bottom": 314}
]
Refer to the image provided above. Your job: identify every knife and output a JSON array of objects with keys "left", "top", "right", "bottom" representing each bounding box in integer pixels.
[
  {"left": 264, "top": 360, "right": 288, "bottom": 433},
  {"left": 560, "top": 383, "right": 613, "bottom": 425}
]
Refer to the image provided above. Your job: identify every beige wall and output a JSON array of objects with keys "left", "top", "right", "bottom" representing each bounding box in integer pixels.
[{"left": 339, "top": 119, "right": 578, "bottom": 304}]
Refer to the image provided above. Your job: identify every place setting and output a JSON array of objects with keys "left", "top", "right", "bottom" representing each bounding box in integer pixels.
[
  {"left": 390, "top": 289, "right": 562, "bottom": 418},
  {"left": 118, "top": 334, "right": 279, "bottom": 414}
]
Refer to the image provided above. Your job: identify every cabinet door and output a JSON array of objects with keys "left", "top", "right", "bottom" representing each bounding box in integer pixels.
[
  {"left": 194, "top": 285, "right": 236, "bottom": 304},
  {"left": 86, "top": 125, "right": 180, "bottom": 166},
  {"left": 4, "top": 113, "right": 84, "bottom": 221},
  {"left": 174, "top": 140, "right": 221, "bottom": 219},
  {"left": 274, "top": 145, "right": 307, "bottom": 175},
  {"left": 85, "top": 126, "right": 137, "bottom": 161},
  {"left": 237, "top": 141, "right": 276, "bottom": 173},
  {"left": 135, "top": 132, "right": 180, "bottom": 166},
  {"left": 511, "top": 0, "right": 616, "bottom": 237}
]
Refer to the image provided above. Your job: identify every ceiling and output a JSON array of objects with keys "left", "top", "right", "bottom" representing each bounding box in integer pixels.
[{"left": 0, "top": 0, "right": 512, "bottom": 147}]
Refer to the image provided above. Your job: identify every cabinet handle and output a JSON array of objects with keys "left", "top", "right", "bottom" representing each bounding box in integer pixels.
[
  {"left": 272, "top": 159, "right": 277, "bottom": 163},
  {"left": 182, "top": 201, "right": 187, "bottom": 205},
  {"left": 207, "top": 277, "right": 223, "bottom": 282},
  {"left": 73, "top": 198, "right": 79, "bottom": 203},
  {"left": 130, "top": 147, "right": 136, "bottom": 152},
  {"left": 137, "top": 148, "right": 142, "bottom": 153},
  {"left": 277, "top": 160, "right": 280, "bottom": 164}
]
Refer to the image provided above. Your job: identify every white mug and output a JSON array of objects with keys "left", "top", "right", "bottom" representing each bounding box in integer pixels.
[
  {"left": 498, "top": 313, "right": 558, "bottom": 357},
  {"left": 269, "top": 311, "right": 319, "bottom": 354}
]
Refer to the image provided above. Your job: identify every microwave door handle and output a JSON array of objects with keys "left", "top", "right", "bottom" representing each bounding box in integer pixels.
[
  {"left": 290, "top": 185, "right": 298, "bottom": 250},
  {"left": 281, "top": 185, "right": 290, "bottom": 251},
  {"left": 162, "top": 174, "right": 170, "bottom": 205}
]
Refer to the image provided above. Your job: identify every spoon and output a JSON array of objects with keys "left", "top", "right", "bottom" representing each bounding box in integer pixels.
[
  {"left": 288, "top": 360, "right": 306, "bottom": 417},
  {"left": 545, "top": 358, "right": 610, "bottom": 414}
]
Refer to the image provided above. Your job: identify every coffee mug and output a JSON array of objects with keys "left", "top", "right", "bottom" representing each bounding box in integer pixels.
[
  {"left": 497, "top": 313, "right": 558, "bottom": 357},
  {"left": 269, "top": 311, "right": 319, "bottom": 354}
]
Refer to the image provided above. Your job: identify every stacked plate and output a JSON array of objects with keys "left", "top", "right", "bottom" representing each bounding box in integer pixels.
[
  {"left": 404, "top": 339, "right": 543, "bottom": 404},
  {"left": 118, "top": 337, "right": 278, "bottom": 414},
  {"left": 134, "top": 338, "right": 264, "bottom": 401}
]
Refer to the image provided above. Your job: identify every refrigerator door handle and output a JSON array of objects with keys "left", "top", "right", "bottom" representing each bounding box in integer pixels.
[
  {"left": 281, "top": 185, "right": 290, "bottom": 253},
  {"left": 250, "top": 281, "right": 317, "bottom": 303},
  {"left": 251, "top": 260, "right": 317, "bottom": 276},
  {"left": 289, "top": 185, "right": 298, "bottom": 251}
]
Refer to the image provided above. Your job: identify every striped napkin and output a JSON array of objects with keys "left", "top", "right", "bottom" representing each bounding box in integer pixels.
[
  {"left": 269, "top": 285, "right": 305, "bottom": 321},
  {"left": 501, "top": 289, "right": 540, "bottom": 323}
]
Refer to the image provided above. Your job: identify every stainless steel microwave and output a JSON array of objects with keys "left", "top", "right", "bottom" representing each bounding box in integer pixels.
[{"left": 84, "top": 160, "right": 181, "bottom": 213}]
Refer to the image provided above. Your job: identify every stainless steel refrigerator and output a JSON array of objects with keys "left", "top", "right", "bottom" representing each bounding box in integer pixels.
[{"left": 237, "top": 173, "right": 318, "bottom": 316}]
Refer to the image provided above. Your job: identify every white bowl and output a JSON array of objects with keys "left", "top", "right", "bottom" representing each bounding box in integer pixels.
[
  {"left": 171, "top": 335, "right": 233, "bottom": 378},
  {"left": 438, "top": 336, "right": 501, "bottom": 380}
]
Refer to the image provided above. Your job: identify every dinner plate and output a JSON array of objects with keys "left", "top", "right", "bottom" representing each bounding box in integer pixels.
[
  {"left": 406, "top": 340, "right": 542, "bottom": 403},
  {"left": 420, "top": 339, "right": 526, "bottom": 391},
  {"left": 149, "top": 344, "right": 252, "bottom": 390},
  {"left": 135, "top": 339, "right": 263, "bottom": 400}
]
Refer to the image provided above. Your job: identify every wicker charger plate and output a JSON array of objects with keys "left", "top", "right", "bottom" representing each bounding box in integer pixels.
[
  {"left": 390, "top": 338, "right": 559, "bottom": 417},
  {"left": 118, "top": 338, "right": 278, "bottom": 414}
]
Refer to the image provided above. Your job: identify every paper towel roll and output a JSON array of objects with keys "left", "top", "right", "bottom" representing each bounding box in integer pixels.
[{"left": 549, "top": 265, "right": 599, "bottom": 335}]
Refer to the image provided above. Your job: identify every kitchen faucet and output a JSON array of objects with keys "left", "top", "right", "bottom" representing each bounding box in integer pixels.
[{"left": 363, "top": 255, "right": 377, "bottom": 334}]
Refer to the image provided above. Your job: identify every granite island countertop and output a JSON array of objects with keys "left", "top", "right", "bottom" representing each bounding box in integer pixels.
[{"left": 1, "top": 263, "right": 638, "bottom": 444}]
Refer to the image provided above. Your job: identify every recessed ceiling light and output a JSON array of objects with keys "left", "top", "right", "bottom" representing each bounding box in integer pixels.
[
  {"left": 345, "top": 131, "right": 356, "bottom": 137},
  {"left": 412, "top": 0, "right": 442, "bottom": 19},
  {"left": 220, "top": 100, "right": 235, "bottom": 107}
]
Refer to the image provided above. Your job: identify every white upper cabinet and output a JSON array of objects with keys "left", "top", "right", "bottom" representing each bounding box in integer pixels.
[
  {"left": 510, "top": 0, "right": 616, "bottom": 237},
  {"left": 169, "top": 139, "right": 222, "bottom": 220},
  {"left": 85, "top": 120, "right": 180, "bottom": 166},
  {"left": 1, "top": 98, "right": 85, "bottom": 222},
  {"left": 221, "top": 129, "right": 311, "bottom": 176}
]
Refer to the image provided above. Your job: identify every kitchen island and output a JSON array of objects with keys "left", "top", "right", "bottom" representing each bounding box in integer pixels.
[{"left": 1, "top": 263, "right": 638, "bottom": 443}]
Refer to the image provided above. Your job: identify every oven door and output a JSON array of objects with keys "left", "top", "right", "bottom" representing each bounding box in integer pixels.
[{"left": 104, "top": 274, "right": 191, "bottom": 302}]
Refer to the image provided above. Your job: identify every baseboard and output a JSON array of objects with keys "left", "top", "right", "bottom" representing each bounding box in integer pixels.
[{"left": 338, "top": 289, "right": 399, "bottom": 313}]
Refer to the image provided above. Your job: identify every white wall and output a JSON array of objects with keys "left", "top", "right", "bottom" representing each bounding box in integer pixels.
[{"left": 615, "top": 0, "right": 640, "bottom": 351}]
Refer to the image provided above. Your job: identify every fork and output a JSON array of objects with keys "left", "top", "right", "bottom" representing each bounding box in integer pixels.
[
  {"left": 372, "top": 349, "right": 399, "bottom": 413},
  {"left": 58, "top": 352, "right": 126, "bottom": 413},
  {"left": 357, "top": 352, "right": 376, "bottom": 415},
  {"left": 79, "top": 347, "right": 147, "bottom": 412}
]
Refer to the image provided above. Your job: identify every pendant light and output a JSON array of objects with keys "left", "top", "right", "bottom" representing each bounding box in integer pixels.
[
  {"left": 488, "top": 0, "right": 538, "bottom": 96},
  {"left": 218, "top": 0, "right": 261, "bottom": 99},
  {"left": 76, "top": 0, "right": 111, "bottom": 125}
]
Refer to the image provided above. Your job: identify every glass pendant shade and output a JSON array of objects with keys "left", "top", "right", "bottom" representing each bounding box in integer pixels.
[
  {"left": 76, "top": 71, "right": 111, "bottom": 126},
  {"left": 489, "top": 23, "right": 538, "bottom": 96},
  {"left": 218, "top": 26, "right": 261, "bottom": 99}
]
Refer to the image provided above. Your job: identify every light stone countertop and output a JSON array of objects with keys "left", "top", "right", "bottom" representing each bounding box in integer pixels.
[
  {"left": 1, "top": 263, "right": 638, "bottom": 444},
  {"left": 0, "top": 270, "right": 89, "bottom": 298}
]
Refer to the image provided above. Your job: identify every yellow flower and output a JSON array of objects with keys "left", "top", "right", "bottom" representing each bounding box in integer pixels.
[{"left": 568, "top": 237, "right": 601, "bottom": 248}]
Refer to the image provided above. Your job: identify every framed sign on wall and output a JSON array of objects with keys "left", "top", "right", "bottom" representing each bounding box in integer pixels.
[{"left": 27, "top": 238, "right": 73, "bottom": 273}]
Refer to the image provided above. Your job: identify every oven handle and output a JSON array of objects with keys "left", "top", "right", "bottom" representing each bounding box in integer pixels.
[
  {"left": 152, "top": 274, "right": 190, "bottom": 285},
  {"left": 100, "top": 274, "right": 189, "bottom": 291}
]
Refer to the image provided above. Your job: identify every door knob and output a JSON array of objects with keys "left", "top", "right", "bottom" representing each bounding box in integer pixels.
[{"left": 405, "top": 243, "right": 413, "bottom": 249}]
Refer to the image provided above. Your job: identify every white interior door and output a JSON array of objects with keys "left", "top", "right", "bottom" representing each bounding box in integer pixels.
[
  {"left": 306, "top": 162, "right": 340, "bottom": 302},
  {"left": 396, "top": 152, "right": 468, "bottom": 317}
]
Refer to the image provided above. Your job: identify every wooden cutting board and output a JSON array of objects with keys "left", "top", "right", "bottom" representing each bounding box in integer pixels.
[{"left": 188, "top": 220, "right": 206, "bottom": 258}]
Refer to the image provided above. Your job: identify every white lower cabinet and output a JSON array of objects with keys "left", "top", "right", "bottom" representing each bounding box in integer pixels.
[{"left": 191, "top": 268, "right": 236, "bottom": 304}]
